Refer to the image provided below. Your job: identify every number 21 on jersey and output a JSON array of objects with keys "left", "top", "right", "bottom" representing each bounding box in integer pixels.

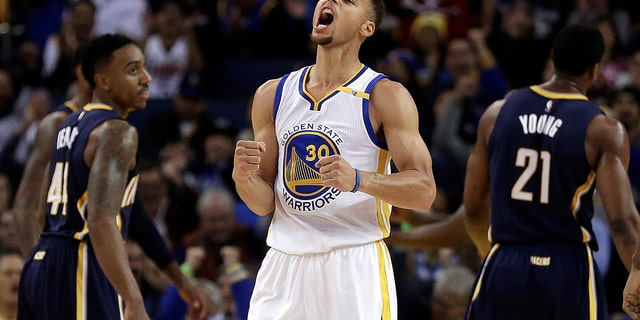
[{"left": 511, "top": 148, "right": 550, "bottom": 204}]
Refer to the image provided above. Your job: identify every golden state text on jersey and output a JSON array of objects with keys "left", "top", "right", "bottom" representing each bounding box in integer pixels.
[{"left": 281, "top": 126, "right": 343, "bottom": 211}]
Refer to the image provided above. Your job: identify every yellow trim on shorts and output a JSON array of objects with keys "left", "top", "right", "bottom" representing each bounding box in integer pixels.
[
  {"left": 376, "top": 240, "right": 391, "bottom": 320},
  {"left": 471, "top": 243, "right": 500, "bottom": 302},
  {"left": 586, "top": 243, "right": 597, "bottom": 319},
  {"left": 76, "top": 241, "right": 85, "bottom": 320}
]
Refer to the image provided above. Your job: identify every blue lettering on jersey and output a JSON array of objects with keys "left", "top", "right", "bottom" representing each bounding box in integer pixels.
[
  {"left": 282, "top": 187, "right": 341, "bottom": 212},
  {"left": 281, "top": 126, "right": 344, "bottom": 211}
]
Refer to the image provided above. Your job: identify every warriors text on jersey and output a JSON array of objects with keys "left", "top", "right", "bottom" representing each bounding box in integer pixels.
[
  {"left": 487, "top": 86, "right": 604, "bottom": 249},
  {"left": 269, "top": 64, "right": 392, "bottom": 254}
]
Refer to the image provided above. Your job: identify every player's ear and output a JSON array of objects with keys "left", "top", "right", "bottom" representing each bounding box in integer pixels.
[
  {"left": 360, "top": 20, "right": 375, "bottom": 37},
  {"left": 591, "top": 62, "right": 602, "bottom": 84},
  {"left": 94, "top": 73, "right": 110, "bottom": 91}
]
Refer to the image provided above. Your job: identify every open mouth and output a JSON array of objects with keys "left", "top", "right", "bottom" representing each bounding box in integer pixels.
[{"left": 318, "top": 9, "right": 334, "bottom": 27}]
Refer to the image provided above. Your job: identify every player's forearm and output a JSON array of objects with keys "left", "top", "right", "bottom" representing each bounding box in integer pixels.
[
  {"left": 13, "top": 154, "right": 50, "bottom": 255},
  {"left": 89, "top": 217, "right": 144, "bottom": 304},
  {"left": 235, "top": 173, "right": 275, "bottom": 216},
  {"left": 358, "top": 169, "right": 435, "bottom": 211},
  {"left": 388, "top": 210, "right": 472, "bottom": 250},
  {"left": 463, "top": 208, "right": 491, "bottom": 258},
  {"left": 164, "top": 261, "right": 191, "bottom": 290},
  {"left": 610, "top": 217, "right": 640, "bottom": 271}
]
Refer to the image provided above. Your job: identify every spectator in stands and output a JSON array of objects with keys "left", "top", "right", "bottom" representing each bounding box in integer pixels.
[
  {"left": 0, "top": 210, "right": 18, "bottom": 252},
  {"left": 430, "top": 28, "right": 508, "bottom": 212},
  {"left": 259, "top": 0, "right": 315, "bottom": 59},
  {"left": 91, "top": 0, "right": 148, "bottom": 42},
  {"left": 183, "top": 188, "right": 263, "bottom": 283},
  {"left": 486, "top": 1, "right": 550, "bottom": 89},
  {"left": 0, "top": 249, "right": 22, "bottom": 320},
  {"left": 126, "top": 240, "right": 170, "bottom": 317},
  {"left": 609, "top": 86, "right": 640, "bottom": 148},
  {"left": 139, "top": 73, "right": 214, "bottom": 161},
  {"left": 137, "top": 160, "right": 200, "bottom": 258},
  {"left": 144, "top": 0, "right": 204, "bottom": 101},
  {"left": 41, "top": 0, "right": 95, "bottom": 101},
  {"left": 0, "top": 87, "right": 52, "bottom": 191},
  {"left": 183, "top": 119, "right": 238, "bottom": 197},
  {"left": 430, "top": 266, "right": 476, "bottom": 320},
  {"left": 0, "top": 69, "right": 17, "bottom": 154},
  {"left": 589, "top": 16, "right": 629, "bottom": 105}
]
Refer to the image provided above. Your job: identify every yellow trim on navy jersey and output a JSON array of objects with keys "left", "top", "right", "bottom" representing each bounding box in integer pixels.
[
  {"left": 64, "top": 101, "right": 80, "bottom": 112},
  {"left": 302, "top": 64, "right": 366, "bottom": 111},
  {"left": 83, "top": 103, "right": 113, "bottom": 111},
  {"left": 580, "top": 226, "right": 593, "bottom": 243},
  {"left": 74, "top": 191, "right": 89, "bottom": 240},
  {"left": 530, "top": 86, "right": 589, "bottom": 100},
  {"left": 76, "top": 241, "right": 85, "bottom": 320},
  {"left": 376, "top": 241, "right": 392, "bottom": 320},
  {"left": 570, "top": 171, "right": 596, "bottom": 215}
]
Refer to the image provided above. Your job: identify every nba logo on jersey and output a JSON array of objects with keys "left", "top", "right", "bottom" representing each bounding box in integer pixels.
[{"left": 545, "top": 100, "right": 554, "bottom": 113}]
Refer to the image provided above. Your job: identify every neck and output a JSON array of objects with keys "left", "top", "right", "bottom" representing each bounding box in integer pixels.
[
  {"left": 69, "top": 92, "right": 92, "bottom": 109},
  {"left": 311, "top": 43, "right": 363, "bottom": 87},
  {"left": 541, "top": 74, "right": 588, "bottom": 96},
  {"left": 92, "top": 94, "right": 129, "bottom": 118}
]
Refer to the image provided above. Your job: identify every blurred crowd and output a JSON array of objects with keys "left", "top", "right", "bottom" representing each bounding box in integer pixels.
[{"left": 0, "top": 0, "right": 640, "bottom": 319}]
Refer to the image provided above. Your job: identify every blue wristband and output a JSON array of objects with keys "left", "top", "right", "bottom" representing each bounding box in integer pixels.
[{"left": 351, "top": 168, "right": 361, "bottom": 193}]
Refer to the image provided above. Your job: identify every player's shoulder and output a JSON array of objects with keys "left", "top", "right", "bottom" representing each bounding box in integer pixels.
[
  {"left": 256, "top": 78, "right": 283, "bottom": 96},
  {"left": 370, "top": 77, "right": 413, "bottom": 102}
]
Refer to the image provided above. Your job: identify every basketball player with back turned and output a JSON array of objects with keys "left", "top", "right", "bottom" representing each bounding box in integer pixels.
[
  {"left": 17, "top": 34, "right": 204, "bottom": 320},
  {"left": 463, "top": 24, "right": 640, "bottom": 319},
  {"left": 232, "top": 0, "right": 437, "bottom": 318}
]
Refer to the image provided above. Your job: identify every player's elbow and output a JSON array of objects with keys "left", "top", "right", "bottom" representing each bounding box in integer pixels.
[{"left": 412, "top": 179, "right": 436, "bottom": 211}]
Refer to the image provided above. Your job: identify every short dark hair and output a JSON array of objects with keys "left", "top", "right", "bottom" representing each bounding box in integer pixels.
[
  {"left": 71, "top": 0, "right": 96, "bottom": 13},
  {"left": 80, "top": 33, "right": 137, "bottom": 88},
  {"left": 551, "top": 24, "right": 605, "bottom": 77},
  {"left": 368, "top": 0, "right": 385, "bottom": 29}
]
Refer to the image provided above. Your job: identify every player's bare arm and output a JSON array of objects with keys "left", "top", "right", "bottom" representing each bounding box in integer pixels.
[
  {"left": 386, "top": 206, "right": 473, "bottom": 249},
  {"left": 163, "top": 262, "right": 207, "bottom": 320},
  {"left": 463, "top": 99, "right": 503, "bottom": 257},
  {"left": 593, "top": 116, "right": 640, "bottom": 319},
  {"left": 13, "top": 111, "right": 68, "bottom": 256},
  {"left": 233, "top": 79, "right": 280, "bottom": 216},
  {"left": 85, "top": 119, "right": 148, "bottom": 319},
  {"left": 340, "top": 78, "right": 436, "bottom": 210},
  {"left": 588, "top": 115, "right": 640, "bottom": 271}
]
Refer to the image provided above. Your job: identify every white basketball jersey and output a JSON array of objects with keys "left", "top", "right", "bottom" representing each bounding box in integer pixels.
[
  {"left": 268, "top": 64, "right": 393, "bottom": 254},
  {"left": 144, "top": 35, "right": 189, "bottom": 99}
]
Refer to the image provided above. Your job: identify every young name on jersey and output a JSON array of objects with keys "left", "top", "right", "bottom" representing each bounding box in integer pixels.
[{"left": 518, "top": 113, "right": 563, "bottom": 138}]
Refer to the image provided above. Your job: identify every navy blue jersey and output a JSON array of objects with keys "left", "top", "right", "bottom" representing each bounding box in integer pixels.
[
  {"left": 40, "top": 104, "right": 138, "bottom": 240},
  {"left": 487, "top": 86, "right": 604, "bottom": 249},
  {"left": 54, "top": 100, "right": 81, "bottom": 114}
]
